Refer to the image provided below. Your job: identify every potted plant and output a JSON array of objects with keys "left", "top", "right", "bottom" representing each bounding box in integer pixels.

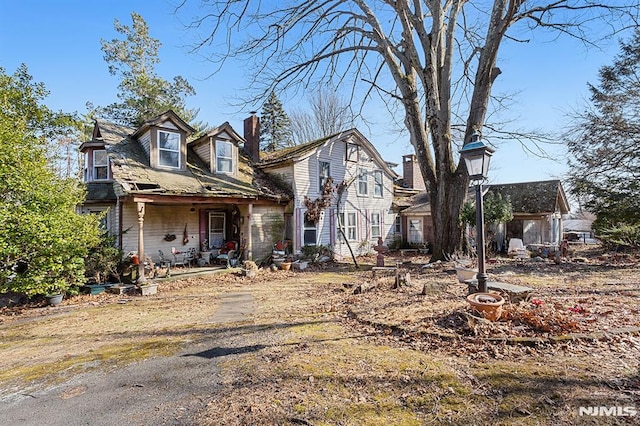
[
  {"left": 280, "top": 257, "right": 292, "bottom": 271},
  {"left": 43, "top": 282, "right": 66, "bottom": 306},
  {"left": 84, "top": 234, "right": 122, "bottom": 292},
  {"left": 466, "top": 292, "right": 505, "bottom": 321}
]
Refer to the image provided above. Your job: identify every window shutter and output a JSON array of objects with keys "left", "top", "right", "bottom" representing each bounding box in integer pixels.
[
  {"left": 329, "top": 208, "right": 335, "bottom": 246},
  {"left": 295, "top": 208, "right": 301, "bottom": 251}
]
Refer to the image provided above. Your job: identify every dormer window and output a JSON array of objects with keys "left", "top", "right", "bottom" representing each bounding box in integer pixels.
[
  {"left": 93, "top": 150, "right": 109, "bottom": 180},
  {"left": 158, "top": 130, "right": 181, "bottom": 168},
  {"left": 216, "top": 140, "right": 234, "bottom": 173}
]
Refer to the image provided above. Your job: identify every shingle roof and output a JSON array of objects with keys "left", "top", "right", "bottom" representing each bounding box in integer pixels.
[
  {"left": 83, "top": 182, "right": 117, "bottom": 202},
  {"left": 86, "top": 118, "right": 291, "bottom": 202},
  {"left": 258, "top": 134, "right": 336, "bottom": 165},
  {"left": 258, "top": 129, "right": 399, "bottom": 179},
  {"left": 486, "top": 180, "right": 569, "bottom": 214},
  {"left": 397, "top": 180, "right": 570, "bottom": 215}
]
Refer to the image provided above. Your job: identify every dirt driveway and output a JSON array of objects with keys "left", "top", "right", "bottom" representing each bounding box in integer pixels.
[
  {"left": 0, "top": 287, "right": 259, "bottom": 425},
  {"left": 0, "top": 250, "right": 639, "bottom": 425}
]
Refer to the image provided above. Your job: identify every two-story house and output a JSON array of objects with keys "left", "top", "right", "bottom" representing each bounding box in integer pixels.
[
  {"left": 253, "top": 126, "right": 399, "bottom": 258},
  {"left": 79, "top": 110, "right": 291, "bottom": 264}
]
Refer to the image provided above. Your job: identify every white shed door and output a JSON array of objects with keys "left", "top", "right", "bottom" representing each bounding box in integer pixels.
[{"left": 408, "top": 218, "right": 423, "bottom": 244}]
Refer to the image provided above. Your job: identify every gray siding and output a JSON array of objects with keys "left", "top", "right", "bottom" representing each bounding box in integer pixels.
[
  {"left": 193, "top": 137, "right": 211, "bottom": 170},
  {"left": 250, "top": 205, "right": 286, "bottom": 260},
  {"left": 139, "top": 131, "right": 151, "bottom": 158}
]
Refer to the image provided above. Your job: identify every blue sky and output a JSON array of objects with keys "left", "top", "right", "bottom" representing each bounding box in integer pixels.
[{"left": 0, "top": 1, "right": 626, "bottom": 189}]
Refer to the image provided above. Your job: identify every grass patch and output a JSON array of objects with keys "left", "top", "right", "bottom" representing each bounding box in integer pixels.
[{"left": 0, "top": 338, "right": 181, "bottom": 386}]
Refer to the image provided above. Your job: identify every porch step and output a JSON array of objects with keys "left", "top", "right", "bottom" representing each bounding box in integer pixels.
[{"left": 466, "top": 280, "right": 534, "bottom": 303}]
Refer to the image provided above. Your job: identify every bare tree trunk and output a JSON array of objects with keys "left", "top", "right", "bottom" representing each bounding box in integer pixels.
[{"left": 430, "top": 172, "right": 468, "bottom": 259}]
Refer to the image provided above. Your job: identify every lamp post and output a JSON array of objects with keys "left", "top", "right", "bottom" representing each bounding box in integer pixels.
[{"left": 460, "top": 131, "right": 495, "bottom": 293}]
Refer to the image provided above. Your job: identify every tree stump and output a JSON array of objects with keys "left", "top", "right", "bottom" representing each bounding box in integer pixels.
[{"left": 393, "top": 271, "right": 411, "bottom": 288}]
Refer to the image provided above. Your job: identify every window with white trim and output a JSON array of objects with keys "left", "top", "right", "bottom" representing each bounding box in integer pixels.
[
  {"left": 319, "top": 161, "right": 330, "bottom": 192},
  {"left": 357, "top": 168, "right": 368, "bottom": 196},
  {"left": 93, "top": 149, "right": 108, "bottom": 180},
  {"left": 216, "top": 140, "right": 234, "bottom": 173},
  {"left": 339, "top": 212, "right": 357, "bottom": 241},
  {"left": 303, "top": 216, "right": 317, "bottom": 246},
  {"left": 158, "top": 130, "right": 180, "bottom": 168},
  {"left": 373, "top": 170, "right": 383, "bottom": 197},
  {"left": 394, "top": 216, "right": 401, "bottom": 235},
  {"left": 371, "top": 212, "right": 381, "bottom": 239}
]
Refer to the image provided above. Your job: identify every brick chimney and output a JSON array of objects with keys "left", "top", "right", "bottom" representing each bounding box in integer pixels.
[
  {"left": 402, "top": 154, "right": 426, "bottom": 190},
  {"left": 243, "top": 113, "right": 260, "bottom": 162}
]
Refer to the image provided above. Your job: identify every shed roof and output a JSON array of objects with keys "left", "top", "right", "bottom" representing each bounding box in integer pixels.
[{"left": 485, "top": 180, "right": 569, "bottom": 215}]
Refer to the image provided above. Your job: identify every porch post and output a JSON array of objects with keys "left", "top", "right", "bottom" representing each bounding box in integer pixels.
[
  {"left": 137, "top": 202, "right": 146, "bottom": 283},
  {"left": 247, "top": 203, "right": 253, "bottom": 260}
]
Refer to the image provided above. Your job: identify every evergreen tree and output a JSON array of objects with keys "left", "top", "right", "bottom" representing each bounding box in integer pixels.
[
  {"left": 94, "top": 12, "right": 200, "bottom": 128},
  {"left": 0, "top": 65, "right": 102, "bottom": 296},
  {"left": 260, "top": 91, "right": 293, "bottom": 151},
  {"left": 565, "top": 29, "right": 640, "bottom": 235}
]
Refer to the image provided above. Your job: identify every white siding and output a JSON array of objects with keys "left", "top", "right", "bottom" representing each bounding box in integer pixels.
[
  {"left": 289, "top": 135, "right": 396, "bottom": 258},
  {"left": 121, "top": 203, "right": 200, "bottom": 263},
  {"left": 160, "top": 120, "right": 179, "bottom": 130}
]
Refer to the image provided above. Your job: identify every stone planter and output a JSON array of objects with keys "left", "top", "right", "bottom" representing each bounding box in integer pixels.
[
  {"left": 466, "top": 292, "right": 505, "bottom": 321},
  {"left": 139, "top": 283, "right": 158, "bottom": 296},
  {"left": 107, "top": 284, "right": 136, "bottom": 295},
  {"left": 291, "top": 261, "right": 308, "bottom": 271},
  {"left": 46, "top": 294, "right": 63, "bottom": 306}
]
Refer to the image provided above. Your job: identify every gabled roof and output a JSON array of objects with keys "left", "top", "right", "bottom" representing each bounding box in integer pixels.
[
  {"left": 259, "top": 135, "right": 334, "bottom": 165},
  {"left": 397, "top": 179, "right": 570, "bottom": 216},
  {"left": 395, "top": 190, "right": 430, "bottom": 213},
  {"left": 131, "top": 110, "right": 195, "bottom": 139},
  {"left": 189, "top": 121, "right": 244, "bottom": 147},
  {"left": 486, "top": 180, "right": 569, "bottom": 215},
  {"left": 258, "top": 128, "right": 399, "bottom": 178}
]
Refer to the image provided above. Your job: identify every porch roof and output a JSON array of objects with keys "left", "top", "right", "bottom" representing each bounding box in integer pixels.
[{"left": 395, "top": 180, "right": 570, "bottom": 216}]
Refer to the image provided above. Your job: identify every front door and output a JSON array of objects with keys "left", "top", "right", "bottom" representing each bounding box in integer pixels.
[{"left": 208, "top": 212, "right": 225, "bottom": 248}]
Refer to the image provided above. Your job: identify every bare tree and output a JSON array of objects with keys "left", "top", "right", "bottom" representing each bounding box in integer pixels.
[
  {"left": 181, "top": 1, "right": 638, "bottom": 259},
  {"left": 290, "top": 88, "right": 356, "bottom": 144}
]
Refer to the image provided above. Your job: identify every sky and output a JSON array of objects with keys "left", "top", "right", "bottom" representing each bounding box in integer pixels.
[{"left": 0, "top": 1, "right": 629, "bottom": 192}]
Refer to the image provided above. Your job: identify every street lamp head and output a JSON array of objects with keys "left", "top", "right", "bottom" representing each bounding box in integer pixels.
[{"left": 459, "top": 131, "right": 495, "bottom": 181}]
